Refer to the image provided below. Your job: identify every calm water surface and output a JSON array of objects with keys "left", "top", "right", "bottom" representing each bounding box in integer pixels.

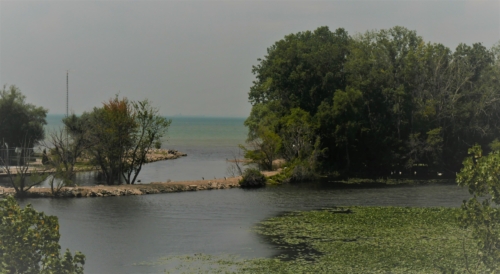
[{"left": 19, "top": 182, "right": 471, "bottom": 274}]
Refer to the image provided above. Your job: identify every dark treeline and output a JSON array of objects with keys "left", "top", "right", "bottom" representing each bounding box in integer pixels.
[{"left": 245, "top": 26, "right": 500, "bottom": 178}]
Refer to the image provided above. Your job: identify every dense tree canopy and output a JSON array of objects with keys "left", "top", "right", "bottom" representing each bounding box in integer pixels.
[
  {"left": 246, "top": 26, "right": 500, "bottom": 177},
  {"left": 0, "top": 85, "right": 47, "bottom": 148}
]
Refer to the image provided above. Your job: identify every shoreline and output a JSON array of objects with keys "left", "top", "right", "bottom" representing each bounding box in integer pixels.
[{"left": 0, "top": 171, "right": 280, "bottom": 198}]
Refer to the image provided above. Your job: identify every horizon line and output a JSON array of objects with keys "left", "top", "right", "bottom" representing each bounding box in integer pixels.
[{"left": 47, "top": 113, "right": 248, "bottom": 119}]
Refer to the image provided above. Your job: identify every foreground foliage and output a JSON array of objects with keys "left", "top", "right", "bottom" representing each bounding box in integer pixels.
[
  {"left": 457, "top": 142, "right": 500, "bottom": 272},
  {"left": 0, "top": 196, "right": 85, "bottom": 273}
]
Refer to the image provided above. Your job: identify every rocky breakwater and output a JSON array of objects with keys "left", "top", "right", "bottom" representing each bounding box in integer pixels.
[
  {"left": 0, "top": 177, "right": 242, "bottom": 198},
  {"left": 0, "top": 171, "right": 281, "bottom": 198},
  {"left": 145, "top": 149, "right": 187, "bottom": 163}
]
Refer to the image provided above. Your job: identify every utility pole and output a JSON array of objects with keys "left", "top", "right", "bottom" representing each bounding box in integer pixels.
[
  {"left": 66, "top": 70, "right": 69, "bottom": 117},
  {"left": 66, "top": 70, "right": 69, "bottom": 163}
]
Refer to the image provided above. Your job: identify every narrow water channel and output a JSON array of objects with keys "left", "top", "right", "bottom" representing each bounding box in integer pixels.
[{"left": 18, "top": 182, "right": 471, "bottom": 274}]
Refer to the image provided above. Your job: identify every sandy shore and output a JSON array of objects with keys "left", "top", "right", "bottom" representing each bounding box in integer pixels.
[{"left": 0, "top": 171, "right": 280, "bottom": 198}]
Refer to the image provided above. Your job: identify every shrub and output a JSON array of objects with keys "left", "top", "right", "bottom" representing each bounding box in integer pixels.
[
  {"left": 239, "top": 168, "right": 267, "bottom": 188},
  {"left": 0, "top": 196, "right": 85, "bottom": 273},
  {"left": 289, "top": 161, "right": 317, "bottom": 182},
  {"left": 154, "top": 140, "right": 162, "bottom": 150},
  {"left": 268, "top": 159, "right": 318, "bottom": 185}
]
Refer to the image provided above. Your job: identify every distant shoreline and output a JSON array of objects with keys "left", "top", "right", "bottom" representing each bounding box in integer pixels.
[{"left": 46, "top": 114, "right": 248, "bottom": 119}]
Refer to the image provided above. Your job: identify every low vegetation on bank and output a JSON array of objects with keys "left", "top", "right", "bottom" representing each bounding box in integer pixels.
[{"left": 239, "top": 168, "right": 267, "bottom": 188}]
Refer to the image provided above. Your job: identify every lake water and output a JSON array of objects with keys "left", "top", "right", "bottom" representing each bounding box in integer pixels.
[
  {"left": 12, "top": 115, "right": 473, "bottom": 273},
  {"left": 18, "top": 182, "right": 471, "bottom": 274}
]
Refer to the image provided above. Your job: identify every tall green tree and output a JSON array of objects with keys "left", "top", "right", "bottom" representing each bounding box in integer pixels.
[
  {"left": 331, "top": 87, "right": 364, "bottom": 171},
  {"left": 280, "top": 108, "right": 315, "bottom": 161},
  {"left": 343, "top": 27, "right": 427, "bottom": 173},
  {"left": 0, "top": 85, "right": 47, "bottom": 148},
  {"left": 246, "top": 26, "right": 350, "bottom": 174},
  {"left": 66, "top": 97, "right": 171, "bottom": 185},
  {"left": 249, "top": 26, "right": 350, "bottom": 114},
  {"left": 86, "top": 97, "right": 136, "bottom": 185}
]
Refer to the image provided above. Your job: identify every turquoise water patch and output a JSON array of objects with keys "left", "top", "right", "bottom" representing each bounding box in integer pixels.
[{"left": 44, "top": 115, "right": 247, "bottom": 148}]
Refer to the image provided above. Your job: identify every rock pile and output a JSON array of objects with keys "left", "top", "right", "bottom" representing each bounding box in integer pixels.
[{"left": 144, "top": 149, "right": 187, "bottom": 163}]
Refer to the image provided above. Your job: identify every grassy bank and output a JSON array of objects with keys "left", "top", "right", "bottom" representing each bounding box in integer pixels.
[{"left": 146, "top": 206, "right": 480, "bottom": 273}]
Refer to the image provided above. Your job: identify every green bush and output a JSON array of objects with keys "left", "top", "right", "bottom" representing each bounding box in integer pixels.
[
  {"left": 0, "top": 196, "right": 85, "bottom": 273},
  {"left": 239, "top": 168, "right": 267, "bottom": 188},
  {"left": 289, "top": 161, "right": 317, "bottom": 182}
]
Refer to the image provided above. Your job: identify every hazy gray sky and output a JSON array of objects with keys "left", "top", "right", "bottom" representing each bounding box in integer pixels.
[{"left": 1, "top": 0, "right": 498, "bottom": 117}]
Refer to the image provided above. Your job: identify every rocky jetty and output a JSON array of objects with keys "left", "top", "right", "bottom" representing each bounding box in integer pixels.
[
  {"left": 0, "top": 171, "right": 280, "bottom": 198},
  {"left": 0, "top": 178, "right": 241, "bottom": 198},
  {"left": 144, "top": 149, "right": 187, "bottom": 163}
]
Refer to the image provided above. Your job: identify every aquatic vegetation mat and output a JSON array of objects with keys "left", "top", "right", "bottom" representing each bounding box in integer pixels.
[
  {"left": 136, "top": 207, "right": 480, "bottom": 273},
  {"left": 251, "top": 207, "right": 477, "bottom": 273},
  {"left": 133, "top": 253, "right": 249, "bottom": 273}
]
